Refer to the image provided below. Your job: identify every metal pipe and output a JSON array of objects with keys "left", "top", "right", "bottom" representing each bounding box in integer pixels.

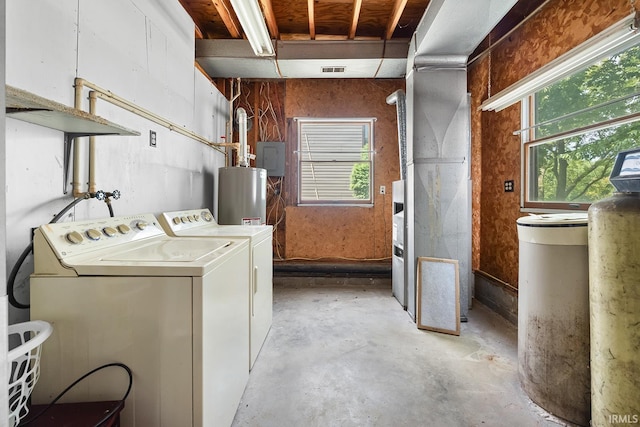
[
  {"left": 386, "top": 89, "right": 407, "bottom": 180},
  {"left": 236, "top": 107, "right": 248, "bottom": 166},
  {"left": 74, "top": 77, "right": 227, "bottom": 154},
  {"left": 88, "top": 91, "right": 98, "bottom": 193},
  {"left": 73, "top": 80, "right": 85, "bottom": 197}
]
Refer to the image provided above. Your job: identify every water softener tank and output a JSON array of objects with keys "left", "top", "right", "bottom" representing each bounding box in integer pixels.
[
  {"left": 516, "top": 213, "right": 590, "bottom": 426},
  {"left": 218, "top": 167, "right": 267, "bottom": 225},
  {"left": 588, "top": 148, "right": 640, "bottom": 427}
]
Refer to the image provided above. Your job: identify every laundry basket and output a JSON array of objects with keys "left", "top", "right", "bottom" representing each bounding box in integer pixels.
[{"left": 8, "top": 320, "right": 53, "bottom": 427}]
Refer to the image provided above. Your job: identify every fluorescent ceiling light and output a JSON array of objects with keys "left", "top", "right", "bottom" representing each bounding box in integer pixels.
[
  {"left": 230, "top": 0, "right": 275, "bottom": 57},
  {"left": 481, "top": 13, "right": 640, "bottom": 112}
]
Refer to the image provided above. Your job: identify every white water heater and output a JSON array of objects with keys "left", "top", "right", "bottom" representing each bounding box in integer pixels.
[{"left": 218, "top": 167, "right": 267, "bottom": 225}]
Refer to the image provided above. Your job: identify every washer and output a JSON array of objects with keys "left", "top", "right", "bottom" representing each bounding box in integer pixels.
[
  {"left": 30, "top": 213, "right": 250, "bottom": 427},
  {"left": 158, "top": 208, "right": 272, "bottom": 370}
]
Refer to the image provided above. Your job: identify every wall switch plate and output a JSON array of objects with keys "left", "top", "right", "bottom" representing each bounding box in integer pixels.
[
  {"left": 504, "top": 180, "right": 514, "bottom": 192},
  {"left": 380, "top": 185, "right": 386, "bottom": 195},
  {"left": 149, "top": 130, "right": 157, "bottom": 147}
]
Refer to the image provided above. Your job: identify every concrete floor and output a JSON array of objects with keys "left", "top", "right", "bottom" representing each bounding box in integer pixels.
[{"left": 233, "top": 282, "right": 567, "bottom": 427}]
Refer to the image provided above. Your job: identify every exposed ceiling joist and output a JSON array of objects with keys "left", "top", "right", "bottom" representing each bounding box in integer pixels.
[
  {"left": 385, "top": 0, "right": 409, "bottom": 40},
  {"left": 211, "top": 0, "right": 241, "bottom": 38},
  {"left": 308, "top": 0, "right": 316, "bottom": 40},
  {"left": 258, "top": 0, "right": 279, "bottom": 39},
  {"left": 349, "top": 0, "right": 363, "bottom": 39}
]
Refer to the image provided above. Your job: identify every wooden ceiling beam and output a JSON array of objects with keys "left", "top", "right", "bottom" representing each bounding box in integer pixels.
[
  {"left": 308, "top": 0, "right": 316, "bottom": 40},
  {"left": 258, "top": 0, "right": 279, "bottom": 39},
  {"left": 178, "top": 0, "right": 205, "bottom": 38},
  {"left": 348, "top": 0, "right": 363, "bottom": 39},
  {"left": 211, "top": 0, "right": 242, "bottom": 38},
  {"left": 385, "top": 0, "right": 408, "bottom": 40}
]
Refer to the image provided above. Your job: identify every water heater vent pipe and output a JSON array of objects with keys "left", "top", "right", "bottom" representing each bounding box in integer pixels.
[
  {"left": 386, "top": 89, "right": 407, "bottom": 180},
  {"left": 236, "top": 107, "right": 249, "bottom": 167}
]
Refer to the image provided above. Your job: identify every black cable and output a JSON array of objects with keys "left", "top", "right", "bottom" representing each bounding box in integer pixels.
[
  {"left": 6, "top": 191, "right": 119, "bottom": 309},
  {"left": 19, "top": 362, "right": 133, "bottom": 426},
  {"left": 7, "top": 194, "right": 91, "bottom": 309},
  {"left": 105, "top": 198, "right": 115, "bottom": 217}
]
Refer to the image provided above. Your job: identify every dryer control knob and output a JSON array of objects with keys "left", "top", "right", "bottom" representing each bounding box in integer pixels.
[
  {"left": 202, "top": 212, "right": 213, "bottom": 222},
  {"left": 86, "top": 229, "right": 101, "bottom": 241},
  {"left": 187, "top": 215, "right": 194, "bottom": 222},
  {"left": 66, "top": 231, "right": 84, "bottom": 244},
  {"left": 136, "top": 221, "right": 148, "bottom": 230},
  {"left": 117, "top": 224, "right": 131, "bottom": 234},
  {"left": 172, "top": 217, "right": 181, "bottom": 225},
  {"left": 103, "top": 227, "right": 117, "bottom": 237},
  {"left": 193, "top": 215, "right": 200, "bottom": 222},
  {"left": 181, "top": 216, "right": 188, "bottom": 223}
]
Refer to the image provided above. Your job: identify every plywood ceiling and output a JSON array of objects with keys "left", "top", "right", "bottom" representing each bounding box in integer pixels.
[
  {"left": 179, "top": 0, "right": 549, "bottom": 44},
  {"left": 179, "top": 0, "right": 431, "bottom": 41}
]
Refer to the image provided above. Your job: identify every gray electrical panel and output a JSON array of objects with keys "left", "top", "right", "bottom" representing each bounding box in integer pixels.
[{"left": 256, "top": 142, "right": 285, "bottom": 177}]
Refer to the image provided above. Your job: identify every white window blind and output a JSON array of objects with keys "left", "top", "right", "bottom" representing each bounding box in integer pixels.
[{"left": 297, "top": 118, "right": 374, "bottom": 204}]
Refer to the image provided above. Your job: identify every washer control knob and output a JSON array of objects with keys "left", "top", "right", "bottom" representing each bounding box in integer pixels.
[
  {"left": 117, "top": 224, "right": 131, "bottom": 234},
  {"left": 202, "top": 212, "right": 213, "bottom": 222},
  {"left": 103, "top": 227, "right": 117, "bottom": 237},
  {"left": 86, "top": 229, "right": 101, "bottom": 241},
  {"left": 172, "top": 217, "right": 181, "bottom": 225},
  {"left": 136, "top": 221, "right": 148, "bottom": 230},
  {"left": 181, "top": 216, "right": 188, "bottom": 223},
  {"left": 187, "top": 215, "right": 194, "bottom": 222},
  {"left": 193, "top": 215, "right": 200, "bottom": 222},
  {"left": 65, "top": 231, "right": 84, "bottom": 244}
]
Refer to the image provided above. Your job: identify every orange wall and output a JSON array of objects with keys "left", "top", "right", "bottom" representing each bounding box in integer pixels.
[
  {"left": 238, "top": 79, "right": 404, "bottom": 261},
  {"left": 468, "top": 0, "right": 631, "bottom": 286}
]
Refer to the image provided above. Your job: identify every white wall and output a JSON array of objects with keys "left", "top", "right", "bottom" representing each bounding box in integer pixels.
[
  {"left": 5, "top": 0, "right": 228, "bottom": 325},
  {"left": 1, "top": 0, "right": 8, "bottom": 422}
]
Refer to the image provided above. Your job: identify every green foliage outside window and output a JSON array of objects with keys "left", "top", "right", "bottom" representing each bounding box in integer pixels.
[
  {"left": 531, "top": 45, "right": 640, "bottom": 204},
  {"left": 350, "top": 144, "right": 370, "bottom": 199}
]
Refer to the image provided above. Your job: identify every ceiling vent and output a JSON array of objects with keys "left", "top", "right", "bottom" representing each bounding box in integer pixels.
[{"left": 322, "top": 66, "right": 346, "bottom": 73}]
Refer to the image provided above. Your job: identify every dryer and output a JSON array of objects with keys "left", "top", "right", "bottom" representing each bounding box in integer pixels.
[
  {"left": 30, "top": 213, "right": 250, "bottom": 427},
  {"left": 158, "top": 208, "right": 272, "bottom": 369}
]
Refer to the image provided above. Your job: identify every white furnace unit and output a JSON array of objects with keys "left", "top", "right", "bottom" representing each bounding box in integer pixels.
[
  {"left": 30, "top": 213, "right": 250, "bottom": 427},
  {"left": 158, "top": 208, "right": 273, "bottom": 369}
]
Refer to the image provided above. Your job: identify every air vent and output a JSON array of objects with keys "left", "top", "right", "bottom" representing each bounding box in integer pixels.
[{"left": 321, "top": 66, "right": 346, "bottom": 73}]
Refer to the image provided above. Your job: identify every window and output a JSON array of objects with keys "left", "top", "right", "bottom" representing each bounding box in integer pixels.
[
  {"left": 523, "top": 42, "right": 640, "bottom": 209},
  {"left": 297, "top": 118, "right": 375, "bottom": 205}
]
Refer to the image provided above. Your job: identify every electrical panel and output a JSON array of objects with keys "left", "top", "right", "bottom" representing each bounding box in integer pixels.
[{"left": 256, "top": 142, "right": 285, "bottom": 177}]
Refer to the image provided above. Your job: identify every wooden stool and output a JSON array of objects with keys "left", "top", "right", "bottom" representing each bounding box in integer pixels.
[{"left": 24, "top": 401, "right": 124, "bottom": 427}]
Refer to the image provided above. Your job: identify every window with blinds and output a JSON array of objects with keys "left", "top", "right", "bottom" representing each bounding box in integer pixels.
[
  {"left": 521, "top": 27, "right": 640, "bottom": 210},
  {"left": 297, "top": 118, "right": 375, "bottom": 205}
]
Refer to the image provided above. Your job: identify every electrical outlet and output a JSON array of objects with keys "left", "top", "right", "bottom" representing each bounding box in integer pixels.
[
  {"left": 149, "top": 130, "right": 157, "bottom": 147},
  {"left": 504, "top": 180, "right": 514, "bottom": 192},
  {"left": 380, "top": 185, "right": 386, "bottom": 195}
]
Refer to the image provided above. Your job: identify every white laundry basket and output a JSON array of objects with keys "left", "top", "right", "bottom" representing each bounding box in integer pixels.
[{"left": 7, "top": 320, "right": 53, "bottom": 427}]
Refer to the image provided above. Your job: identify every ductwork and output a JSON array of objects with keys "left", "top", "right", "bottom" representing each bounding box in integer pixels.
[
  {"left": 386, "top": 89, "right": 407, "bottom": 180},
  {"left": 195, "top": 39, "right": 410, "bottom": 79}
]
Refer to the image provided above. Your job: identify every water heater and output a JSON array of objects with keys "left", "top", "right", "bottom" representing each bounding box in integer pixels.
[{"left": 218, "top": 167, "right": 267, "bottom": 225}]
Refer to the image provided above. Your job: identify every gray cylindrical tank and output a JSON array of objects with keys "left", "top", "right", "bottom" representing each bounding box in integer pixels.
[
  {"left": 516, "top": 213, "right": 590, "bottom": 426},
  {"left": 218, "top": 167, "right": 267, "bottom": 225},
  {"left": 589, "top": 192, "right": 640, "bottom": 427}
]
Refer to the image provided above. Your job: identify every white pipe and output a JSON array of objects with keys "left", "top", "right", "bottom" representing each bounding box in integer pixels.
[
  {"left": 74, "top": 78, "right": 228, "bottom": 154},
  {"left": 88, "top": 91, "right": 97, "bottom": 193},
  {"left": 236, "top": 107, "right": 248, "bottom": 167},
  {"left": 73, "top": 80, "right": 85, "bottom": 197}
]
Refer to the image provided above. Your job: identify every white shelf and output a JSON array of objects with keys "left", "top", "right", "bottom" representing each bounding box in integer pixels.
[{"left": 6, "top": 85, "right": 139, "bottom": 137}]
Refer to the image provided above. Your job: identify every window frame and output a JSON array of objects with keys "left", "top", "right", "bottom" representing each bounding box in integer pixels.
[
  {"left": 510, "top": 14, "right": 640, "bottom": 212},
  {"left": 295, "top": 117, "right": 375, "bottom": 206}
]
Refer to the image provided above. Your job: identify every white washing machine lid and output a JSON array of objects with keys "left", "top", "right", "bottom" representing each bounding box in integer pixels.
[
  {"left": 159, "top": 209, "right": 272, "bottom": 241},
  {"left": 36, "top": 213, "right": 249, "bottom": 276}
]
